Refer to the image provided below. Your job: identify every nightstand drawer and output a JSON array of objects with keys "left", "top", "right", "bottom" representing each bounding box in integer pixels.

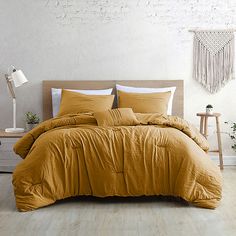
[
  {"left": 0, "top": 138, "right": 19, "bottom": 160},
  {"left": 0, "top": 151, "right": 20, "bottom": 160},
  {"left": 0, "top": 137, "right": 22, "bottom": 172},
  {"left": 0, "top": 159, "right": 21, "bottom": 172},
  {"left": 0, "top": 138, "right": 18, "bottom": 151}
]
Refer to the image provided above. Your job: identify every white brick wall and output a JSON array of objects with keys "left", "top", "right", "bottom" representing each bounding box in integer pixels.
[
  {"left": 45, "top": 0, "right": 236, "bottom": 29},
  {"left": 0, "top": 0, "right": 236, "bottom": 155}
]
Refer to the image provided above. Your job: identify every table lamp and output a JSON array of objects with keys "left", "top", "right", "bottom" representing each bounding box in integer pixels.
[{"left": 5, "top": 65, "right": 28, "bottom": 133}]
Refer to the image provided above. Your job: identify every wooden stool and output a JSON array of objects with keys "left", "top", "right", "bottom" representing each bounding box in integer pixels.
[{"left": 197, "top": 112, "right": 223, "bottom": 170}]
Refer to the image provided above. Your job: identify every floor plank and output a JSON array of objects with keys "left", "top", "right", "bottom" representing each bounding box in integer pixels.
[{"left": 0, "top": 167, "right": 235, "bottom": 236}]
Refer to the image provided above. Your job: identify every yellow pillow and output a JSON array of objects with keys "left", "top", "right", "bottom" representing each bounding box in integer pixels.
[
  {"left": 118, "top": 90, "right": 171, "bottom": 114},
  {"left": 58, "top": 89, "right": 115, "bottom": 116},
  {"left": 94, "top": 108, "right": 140, "bottom": 127}
]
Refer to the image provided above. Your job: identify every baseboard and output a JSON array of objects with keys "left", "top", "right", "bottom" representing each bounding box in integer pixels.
[{"left": 210, "top": 155, "right": 236, "bottom": 166}]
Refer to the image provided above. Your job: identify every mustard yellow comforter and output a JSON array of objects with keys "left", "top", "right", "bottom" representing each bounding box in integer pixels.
[{"left": 13, "top": 114, "right": 222, "bottom": 211}]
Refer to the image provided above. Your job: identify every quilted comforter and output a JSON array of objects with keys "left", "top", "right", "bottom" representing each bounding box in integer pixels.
[{"left": 13, "top": 114, "right": 222, "bottom": 211}]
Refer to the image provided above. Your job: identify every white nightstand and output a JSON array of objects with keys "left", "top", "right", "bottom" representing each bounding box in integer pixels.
[{"left": 0, "top": 130, "right": 26, "bottom": 172}]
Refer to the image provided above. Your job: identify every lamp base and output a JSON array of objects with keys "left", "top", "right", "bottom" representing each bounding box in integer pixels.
[{"left": 5, "top": 128, "right": 25, "bottom": 133}]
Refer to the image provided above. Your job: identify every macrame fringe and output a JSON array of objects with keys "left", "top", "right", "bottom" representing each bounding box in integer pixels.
[{"left": 193, "top": 33, "right": 234, "bottom": 93}]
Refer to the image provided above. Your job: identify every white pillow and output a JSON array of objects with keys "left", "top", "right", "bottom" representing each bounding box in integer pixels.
[
  {"left": 51, "top": 88, "right": 113, "bottom": 117},
  {"left": 116, "top": 84, "right": 176, "bottom": 115}
]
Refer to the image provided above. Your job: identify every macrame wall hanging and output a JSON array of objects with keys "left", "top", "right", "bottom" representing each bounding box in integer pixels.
[{"left": 191, "top": 29, "right": 235, "bottom": 93}]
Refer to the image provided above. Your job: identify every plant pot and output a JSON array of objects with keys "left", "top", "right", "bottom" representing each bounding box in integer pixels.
[
  {"left": 26, "top": 123, "right": 39, "bottom": 131},
  {"left": 206, "top": 107, "right": 213, "bottom": 114}
]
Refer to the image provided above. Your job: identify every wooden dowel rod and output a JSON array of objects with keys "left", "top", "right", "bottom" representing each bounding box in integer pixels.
[{"left": 189, "top": 29, "right": 236, "bottom": 32}]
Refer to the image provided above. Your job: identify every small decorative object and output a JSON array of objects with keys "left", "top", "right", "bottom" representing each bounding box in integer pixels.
[
  {"left": 25, "top": 112, "right": 40, "bottom": 131},
  {"left": 225, "top": 121, "right": 236, "bottom": 152},
  {"left": 4, "top": 65, "right": 28, "bottom": 133},
  {"left": 206, "top": 104, "right": 213, "bottom": 114}
]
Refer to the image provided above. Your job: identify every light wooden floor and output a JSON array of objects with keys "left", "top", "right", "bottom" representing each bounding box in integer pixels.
[{"left": 0, "top": 167, "right": 236, "bottom": 236}]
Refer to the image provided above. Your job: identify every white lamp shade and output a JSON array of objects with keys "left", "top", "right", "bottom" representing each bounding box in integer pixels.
[{"left": 11, "top": 70, "right": 28, "bottom": 87}]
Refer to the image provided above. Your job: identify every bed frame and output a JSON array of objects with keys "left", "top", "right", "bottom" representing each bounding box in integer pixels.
[{"left": 42, "top": 80, "right": 184, "bottom": 120}]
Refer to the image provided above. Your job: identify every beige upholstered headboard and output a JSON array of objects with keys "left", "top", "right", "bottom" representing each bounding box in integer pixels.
[{"left": 43, "top": 80, "right": 184, "bottom": 120}]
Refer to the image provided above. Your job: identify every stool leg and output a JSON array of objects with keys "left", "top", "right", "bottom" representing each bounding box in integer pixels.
[
  {"left": 200, "top": 116, "right": 204, "bottom": 135},
  {"left": 204, "top": 116, "right": 208, "bottom": 139},
  {"left": 216, "top": 117, "right": 223, "bottom": 170}
]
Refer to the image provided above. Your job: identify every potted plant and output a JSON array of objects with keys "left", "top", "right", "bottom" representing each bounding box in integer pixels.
[
  {"left": 25, "top": 112, "right": 40, "bottom": 131},
  {"left": 225, "top": 121, "right": 236, "bottom": 151},
  {"left": 206, "top": 104, "right": 213, "bottom": 114}
]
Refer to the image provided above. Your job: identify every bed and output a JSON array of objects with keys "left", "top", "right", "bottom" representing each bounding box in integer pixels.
[{"left": 12, "top": 80, "right": 222, "bottom": 212}]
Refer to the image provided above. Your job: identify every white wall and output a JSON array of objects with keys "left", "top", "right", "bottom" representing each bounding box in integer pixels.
[{"left": 0, "top": 0, "right": 236, "bottom": 155}]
